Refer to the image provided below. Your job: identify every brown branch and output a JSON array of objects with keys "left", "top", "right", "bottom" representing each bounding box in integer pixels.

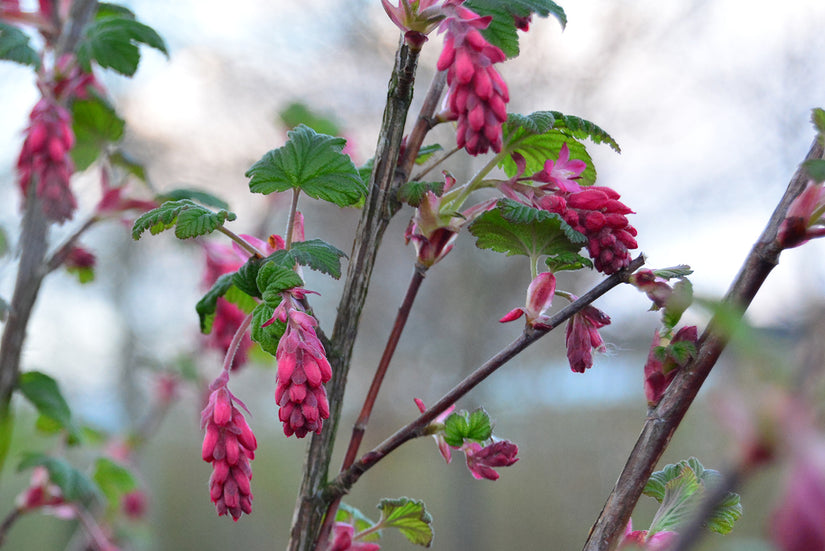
[
  {"left": 581, "top": 138, "right": 825, "bottom": 551},
  {"left": 323, "top": 255, "right": 646, "bottom": 501},
  {"left": 286, "top": 38, "right": 421, "bottom": 551}
]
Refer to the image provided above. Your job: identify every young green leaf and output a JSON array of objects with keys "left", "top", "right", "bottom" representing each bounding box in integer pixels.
[
  {"left": 376, "top": 497, "right": 434, "bottom": 547},
  {"left": 196, "top": 273, "right": 235, "bottom": 333},
  {"left": 647, "top": 464, "right": 702, "bottom": 535},
  {"left": 92, "top": 457, "right": 138, "bottom": 511},
  {"left": 250, "top": 303, "right": 284, "bottom": 357},
  {"left": 397, "top": 181, "right": 445, "bottom": 208},
  {"left": 256, "top": 261, "right": 305, "bottom": 306},
  {"left": 652, "top": 265, "right": 693, "bottom": 279},
  {"left": 662, "top": 278, "right": 693, "bottom": 330},
  {"left": 77, "top": 16, "right": 168, "bottom": 76},
  {"left": 443, "top": 412, "right": 470, "bottom": 448},
  {"left": 545, "top": 111, "right": 621, "bottom": 153},
  {"left": 96, "top": 2, "right": 137, "bottom": 19},
  {"left": 283, "top": 240, "right": 347, "bottom": 279},
  {"left": 545, "top": 251, "right": 593, "bottom": 272},
  {"left": 17, "top": 371, "right": 81, "bottom": 443},
  {"left": 336, "top": 502, "right": 381, "bottom": 542},
  {"left": 469, "top": 200, "right": 586, "bottom": 258},
  {"left": 131, "top": 199, "right": 236, "bottom": 240},
  {"left": 157, "top": 188, "right": 229, "bottom": 210},
  {"left": 246, "top": 124, "right": 366, "bottom": 206},
  {"left": 414, "top": 144, "right": 444, "bottom": 165},
  {"left": 0, "top": 22, "right": 40, "bottom": 68},
  {"left": 233, "top": 257, "right": 265, "bottom": 299},
  {"left": 18, "top": 453, "right": 99, "bottom": 503},
  {"left": 278, "top": 101, "right": 342, "bottom": 137},
  {"left": 71, "top": 96, "right": 125, "bottom": 171},
  {"left": 802, "top": 159, "right": 825, "bottom": 183},
  {"left": 812, "top": 107, "right": 825, "bottom": 147},
  {"left": 66, "top": 263, "right": 95, "bottom": 284},
  {"left": 465, "top": 408, "right": 493, "bottom": 442}
]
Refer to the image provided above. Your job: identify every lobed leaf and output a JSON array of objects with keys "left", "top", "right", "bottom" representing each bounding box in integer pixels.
[
  {"left": 233, "top": 257, "right": 265, "bottom": 299},
  {"left": 246, "top": 125, "right": 366, "bottom": 207},
  {"left": 377, "top": 497, "right": 434, "bottom": 547},
  {"left": 469, "top": 200, "right": 585, "bottom": 259},
  {"left": 77, "top": 15, "right": 168, "bottom": 76},
  {"left": 196, "top": 273, "right": 235, "bottom": 333},
  {"left": 71, "top": 96, "right": 125, "bottom": 171},
  {"left": 157, "top": 188, "right": 229, "bottom": 209},
  {"left": 545, "top": 251, "right": 593, "bottom": 272},
  {"left": 0, "top": 22, "right": 40, "bottom": 68},
  {"left": 336, "top": 502, "right": 381, "bottom": 542},
  {"left": 131, "top": 199, "right": 236, "bottom": 240},
  {"left": 92, "top": 457, "right": 138, "bottom": 511},
  {"left": 256, "top": 261, "right": 305, "bottom": 306},
  {"left": 284, "top": 239, "right": 347, "bottom": 279},
  {"left": 18, "top": 371, "right": 81, "bottom": 443},
  {"left": 652, "top": 265, "right": 693, "bottom": 279},
  {"left": 465, "top": 408, "right": 493, "bottom": 442},
  {"left": 250, "top": 303, "right": 284, "bottom": 357},
  {"left": 18, "top": 453, "right": 99, "bottom": 503}
]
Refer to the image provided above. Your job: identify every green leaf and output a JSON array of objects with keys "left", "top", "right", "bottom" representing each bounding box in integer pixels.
[
  {"left": 96, "top": 2, "right": 136, "bottom": 19},
  {"left": 0, "top": 225, "right": 8, "bottom": 258},
  {"left": 802, "top": 159, "right": 825, "bottom": 183},
  {"left": 18, "top": 371, "right": 81, "bottom": 443},
  {"left": 0, "top": 297, "right": 8, "bottom": 323},
  {"left": 77, "top": 16, "right": 168, "bottom": 76},
  {"left": 93, "top": 457, "right": 138, "bottom": 511},
  {"left": 443, "top": 412, "right": 469, "bottom": 448},
  {"left": 465, "top": 408, "right": 493, "bottom": 442},
  {"left": 278, "top": 101, "right": 342, "bottom": 136},
  {"left": 337, "top": 503, "right": 381, "bottom": 542},
  {"left": 225, "top": 285, "right": 258, "bottom": 314},
  {"left": 376, "top": 497, "right": 433, "bottom": 547},
  {"left": 812, "top": 107, "right": 825, "bottom": 147},
  {"left": 250, "top": 303, "right": 283, "bottom": 357},
  {"left": 246, "top": 124, "right": 366, "bottom": 207},
  {"left": 131, "top": 199, "right": 236, "bottom": 240},
  {"left": 0, "top": 22, "right": 40, "bottom": 68},
  {"left": 662, "top": 278, "right": 693, "bottom": 330},
  {"left": 0, "top": 409, "right": 12, "bottom": 474},
  {"left": 71, "top": 96, "right": 125, "bottom": 171},
  {"left": 66, "top": 264, "right": 95, "bottom": 284},
  {"left": 500, "top": 111, "right": 620, "bottom": 185},
  {"left": 233, "top": 257, "right": 265, "bottom": 299},
  {"left": 18, "top": 453, "right": 99, "bottom": 503},
  {"left": 196, "top": 273, "right": 235, "bottom": 333},
  {"left": 545, "top": 251, "right": 593, "bottom": 272},
  {"left": 397, "top": 181, "right": 445, "bottom": 207},
  {"left": 469, "top": 200, "right": 586, "bottom": 259},
  {"left": 284, "top": 239, "right": 347, "bottom": 279},
  {"left": 414, "top": 144, "right": 444, "bottom": 165},
  {"left": 644, "top": 458, "right": 742, "bottom": 536},
  {"left": 109, "top": 149, "right": 147, "bottom": 182},
  {"left": 652, "top": 265, "right": 693, "bottom": 279},
  {"left": 157, "top": 188, "right": 229, "bottom": 210},
  {"left": 464, "top": 0, "right": 567, "bottom": 57},
  {"left": 256, "top": 261, "right": 304, "bottom": 306}
]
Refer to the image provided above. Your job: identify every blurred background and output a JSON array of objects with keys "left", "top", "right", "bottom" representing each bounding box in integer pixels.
[{"left": 2, "top": 0, "right": 825, "bottom": 549}]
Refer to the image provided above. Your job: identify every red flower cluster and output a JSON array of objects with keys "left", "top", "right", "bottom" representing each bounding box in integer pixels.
[
  {"left": 437, "top": 4, "right": 509, "bottom": 155},
  {"left": 541, "top": 186, "right": 638, "bottom": 274},
  {"left": 463, "top": 440, "right": 519, "bottom": 481},
  {"left": 17, "top": 98, "right": 76, "bottom": 223},
  {"left": 565, "top": 304, "right": 611, "bottom": 373},
  {"left": 200, "top": 372, "right": 257, "bottom": 521},
  {"left": 266, "top": 295, "right": 332, "bottom": 438}
]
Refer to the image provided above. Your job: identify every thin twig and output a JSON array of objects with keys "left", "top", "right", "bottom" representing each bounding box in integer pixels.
[
  {"left": 581, "top": 138, "right": 825, "bottom": 551},
  {"left": 323, "top": 255, "right": 645, "bottom": 500}
]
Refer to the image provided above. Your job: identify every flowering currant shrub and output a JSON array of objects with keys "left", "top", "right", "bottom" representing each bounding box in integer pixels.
[{"left": 3, "top": 1, "right": 825, "bottom": 551}]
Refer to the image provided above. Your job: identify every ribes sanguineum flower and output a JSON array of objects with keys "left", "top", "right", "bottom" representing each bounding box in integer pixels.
[
  {"left": 620, "top": 520, "right": 677, "bottom": 550},
  {"left": 266, "top": 294, "right": 332, "bottom": 438},
  {"left": 463, "top": 440, "right": 519, "bottom": 481},
  {"left": 381, "top": 0, "right": 444, "bottom": 47},
  {"left": 529, "top": 143, "right": 587, "bottom": 192},
  {"left": 565, "top": 304, "right": 611, "bottom": 373},
  {"left": 629, "top": 269, "right": 673, "bottom": 309},
  {"left": 436, "top": 2, "right": 509, "bottom": 155},
  {"left": 200, "top": 371, "right": 257, "bottom": 521},
  {"left": 499, "top": 271, "right": 556, "bottom": 329},
  {"left": 415, "top": 398, "right": 455, "bottom": 463}
]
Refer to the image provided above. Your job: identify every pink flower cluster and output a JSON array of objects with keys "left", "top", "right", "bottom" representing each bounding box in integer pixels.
[
  {"left": 200, "top": 371, "right": 257, "bottom": 521},
  {"left": 777, "top": 181, "right": 825, "bottom": 249},
  {"left": 620, "top": 520, "right": 677, "bottom": 550},
  {"left": 437, "top": 3, "right": 509, "bottom": 155},
  {"left": 266, "top": 294, "right": 332, "bottom": 438},
  {"left": 17, "top": 98, "right": 76, "bottom": 223},
  {"left": 16, "top": 56, "right": 102, "bottom": 224},
  {"left": 499, "top": 271, "right": 556, "bottom": 329},
  {"left": 565, "top": 304, "right": 611, "bottom": 373},
  {"left": 330, "top": 522, "right": 381, "bottom": 551}
]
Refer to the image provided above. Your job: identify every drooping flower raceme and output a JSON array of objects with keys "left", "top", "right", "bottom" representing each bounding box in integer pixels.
[
  {"left": 620, "top": 520, "right": 678, "bottom": 550},
  {"left": 266, "top": 293, "right": 332, "bottom": 438},
  {"left": 463, "top": 440, "right": 519, "bottom": 481},
  {"left": 436, "top": 2, "right": 509, "bottom": 156},
  {"left": 565, "top": 304, "right": 611, "bottom": 373},
  {"left": 200, "top": 371, "right": 257, "bottom": 521}
]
